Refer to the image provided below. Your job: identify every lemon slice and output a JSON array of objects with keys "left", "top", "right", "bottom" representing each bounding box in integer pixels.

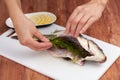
[{"left": 29, "top": 12, "right": 57, "bottom": 26}]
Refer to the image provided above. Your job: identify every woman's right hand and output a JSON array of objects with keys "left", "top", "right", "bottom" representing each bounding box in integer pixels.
[{"left": 13, "top": 16, "right": 52, "bottom": 51}]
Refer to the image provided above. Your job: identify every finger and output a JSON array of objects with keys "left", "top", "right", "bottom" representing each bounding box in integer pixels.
[
  {"left": 28, "top": 38, "right": 52, "bottom": 50},
  {"left": 27, "top": 44, "right": 51, "bottom": 51},
  {"left": 34, "top": 30, "right": 49, "bottom": 42},
  {"left": 66, "top": 7, "right": 81, "bottom": 34},
  {"left": 32, "top": 43, "right": 52, "bottom": 51},
  {"left": 34, "top": 46, "right": 52, "bottom": 51},
  {"left": 22, "top": 40, "right": 41, "bottom": 50},
  {"left": 74, "top": 14, "right": 91, "bottom": 37},
  {"left": 27, "top": 45, "right": 37, "bottom": 50},
  {"left": 70, "top": 13, "right": 84, "bottom": 36},
  {"left": 80, "top": 17, "right": 96, "bottom": 34},
  {"left": 38, "top": 46, "right": 52, "bottom": 50},
  {"left": 34, "top": 42, "right": 52, "bottom": 51}
]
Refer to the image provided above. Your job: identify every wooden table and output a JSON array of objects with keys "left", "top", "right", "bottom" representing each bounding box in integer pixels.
[{"left": 0, "top": 0, "right": 120, "bottom": 80}]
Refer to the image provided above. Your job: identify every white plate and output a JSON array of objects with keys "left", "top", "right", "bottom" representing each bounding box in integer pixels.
[{"left": 5, "top": 12, "right": 57, "bottom": 28}]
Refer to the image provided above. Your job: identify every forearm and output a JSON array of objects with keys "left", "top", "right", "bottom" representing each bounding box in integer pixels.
[
  {"left": 17, "top": 0, "right": 22, "bottom": 9},
  {"left": 4, "top": 0, "right": 24, "bottom": 23}
]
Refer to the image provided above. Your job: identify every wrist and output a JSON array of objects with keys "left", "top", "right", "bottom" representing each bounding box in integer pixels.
[
  {"left": 10, "top": 10, "right": 24, "bottom": 21},
  {"left": 10, "top": 10, "right": 26, "bottom": 26},
  {"left": 91, "top": 0, "right": 108, "bottom": 7}
]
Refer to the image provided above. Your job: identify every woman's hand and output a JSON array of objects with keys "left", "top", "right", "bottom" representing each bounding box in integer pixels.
[
  {"left": 4, "top": 0, "right": 52, "bottom": 51},
  {"left": 66, "top": 0, "right": 108, "bottom": 37},
  {"left": 13, "top": 16, "right": 52, "bottom": 51}
]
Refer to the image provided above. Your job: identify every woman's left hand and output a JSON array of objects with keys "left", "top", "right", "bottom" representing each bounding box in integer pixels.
[{"left": 66, "top": 0, "right": 108, "bottom": 37}]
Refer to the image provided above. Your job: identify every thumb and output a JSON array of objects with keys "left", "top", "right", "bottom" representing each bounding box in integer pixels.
[{"left": 34, "top": 30, "right": 49, "bottom": 42}]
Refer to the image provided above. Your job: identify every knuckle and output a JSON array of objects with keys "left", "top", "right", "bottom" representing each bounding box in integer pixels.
[
  {"left": 68, "top": 19, "right": 72, "bottom": 24},
  {"left": 82, "top": 29, "right": 86, "bottom": 32},
  {"left": 76, "top": 6, "right": 82, "bottom": 11},
  {"left": 72, "top": 20, "right": 79, "bottom": 25},
  {"left": 71, "top": 28, "right": 74, "bottom": 32},
  {"left": 92, "top": 16, "right": 100, "bottom": 21},
  {"left": 80, "top": 20, "right": 86, "bottom": 25},
  {"left": 82, "top": 27, "right": 87, "bottom": 33},
  {"left": 93, "top": 13, "right": 102, "bottom": 19},
  {"left": 98, "top": 14, "right": 102, "bottom": 19},
  {"left": 99, "top": 13, "right": 102, "bottom": 16},
  {"left": 20, "top": 38, "right": 28, "bottom": 45},
  {"left": 75, "top": 31, "right": 79, "bottom": 36},
  {"left": 33, "top": 30, "right": 38, "bottom": 34}
]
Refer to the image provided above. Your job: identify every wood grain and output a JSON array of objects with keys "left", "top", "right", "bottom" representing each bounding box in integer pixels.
[
  {"left": 0, "top": 56, "right": 27, "bottom": 80},
  {"left": 0, "top": 56, "right": 53, "bottom": 80},
  {"left": 0, "top": 0, "right": 9, "bottom": 34},
  {"left": 0, "top": 0, "right": 120, "bottom": 80},
  {"left": 25, "top": 68, "right": 52, "bottom": 80}
]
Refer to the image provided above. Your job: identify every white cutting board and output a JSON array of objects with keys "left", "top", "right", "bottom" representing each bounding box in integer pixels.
[{"left": 0, "top": 24, "right": 120, "bottom": 80}]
